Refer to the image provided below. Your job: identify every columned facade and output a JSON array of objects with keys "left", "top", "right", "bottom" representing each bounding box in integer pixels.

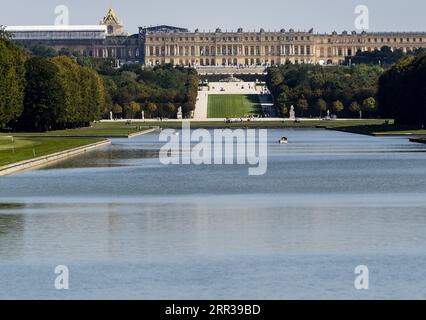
[
  {"left": 142, "top": 27, "right": 426, "bottom": 66},
  {"left": 142, "top": 28, "right": 317, "bottom": 67},
  {"left": 6, "top": 8, "right": 426, "bottom": 67}
]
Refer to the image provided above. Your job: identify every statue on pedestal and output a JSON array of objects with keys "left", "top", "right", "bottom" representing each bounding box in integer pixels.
[
  {"left": 177, "top": 106, "right": 183, "bottom": 119},
  {"left": 289, "top": 105, "right": 296, "bottom": 120}
]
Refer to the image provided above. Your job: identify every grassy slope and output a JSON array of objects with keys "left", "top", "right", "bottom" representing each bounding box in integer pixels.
[
  {"left": 208, "top": 94, "right": 261, "bottom": 118},
  {"left": 0, "top": 122, "right": 149, "bottom": 138},
  {"left": 0, "top": 137, "right": 102, "bottom": 167}
]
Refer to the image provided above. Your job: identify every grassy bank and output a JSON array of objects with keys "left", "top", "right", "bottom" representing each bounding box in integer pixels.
[
  {"left": 0, "top": 137, "right": 103, "bottom": 167},
  {"left": 1, "top": 120, "right": 393, "bottom": 135},
  {"left": 131, "top": 119, "right": 389, "bottom": 129},
  {"left": 0, "top": 122, "right": 150, "bottom": 138}
]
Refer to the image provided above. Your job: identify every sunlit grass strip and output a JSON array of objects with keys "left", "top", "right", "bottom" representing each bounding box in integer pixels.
[
  {"left": 0, "top": 122, "right": 151, "bottom": 138},
  {"left": 0, "top": 137, "right": 102, "bottom": 167},
  {"left": 208, "top": 94, "right": 261, "bottom": 118}
]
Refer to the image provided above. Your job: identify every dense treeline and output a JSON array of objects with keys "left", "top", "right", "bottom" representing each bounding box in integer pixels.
[
  {"left": 267, "top": 64, "right": 383, "bottom": 118},
  {"left": 0, "top": 37, "right": 106, "bottom": 131},
  {"left": 378, "top": 54, "right": 426, "bottom": 126},
  {"left": 20, "top": 44, "right": 200, "bottom": 119},
  {"left": 16, "top": 56, "right": 106, "bottom": 131},
  {"left": 0, "top": 38, "right": 26, "bottom": 128},
  {"left": 98, "top": 63, "right": 199, "bottom": 119},
  {"left": 0, "top": 39, "right": 199, "bottom": 131},
  {"left": 347, "top": 46, "right": 426, "bottom": 66}
]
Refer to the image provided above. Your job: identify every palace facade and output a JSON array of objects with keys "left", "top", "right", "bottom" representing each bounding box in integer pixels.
[{"left": 5, "top": 8, "right": 426, "bottom": 67}]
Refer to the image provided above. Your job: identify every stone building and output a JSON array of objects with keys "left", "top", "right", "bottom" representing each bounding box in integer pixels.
[
  {"left": 6, "top": 8, "right": 142, "bottom": 64},
  {"left": 143, "top": 27, "right": 426, "bottom": 66},
  {"left": 5, "top": 8, "right": 426, "bottom": 67}
]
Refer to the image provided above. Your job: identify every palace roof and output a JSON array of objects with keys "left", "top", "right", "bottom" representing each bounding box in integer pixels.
[{"left": 5, "top": 25, "right": 107, "bottom": 32}]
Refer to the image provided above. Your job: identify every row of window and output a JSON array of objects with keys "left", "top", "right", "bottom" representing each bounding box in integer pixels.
[
  {"left": 147, "top": 57, "right": 309, "bottom": 67},
  {"left": 82, "top": 48, "right": 140, "bottom": 59},
  {"left": 148, "top": 35, "right": 311, "bottom": 42},
  {"left": 325, "top": 37, "right": 424, "bottom": 44},
  {"left": 10, "top": 31, "right": 106, "bottom": 40},
  {"left": 148, "top": 45, "right": 312, "bottom": 57}
]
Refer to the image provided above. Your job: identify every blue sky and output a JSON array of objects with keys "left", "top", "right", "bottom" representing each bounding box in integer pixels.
[{"left": 1, "top": 0, "right": 425, "bottom": 34}]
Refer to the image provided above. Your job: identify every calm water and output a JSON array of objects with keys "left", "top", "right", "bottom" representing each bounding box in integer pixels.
[{"left": 1, "top": 129, "right": 426, "bottom": 299}]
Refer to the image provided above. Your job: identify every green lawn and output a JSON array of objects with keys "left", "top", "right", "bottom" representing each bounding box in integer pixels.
[
  {"left": 0, "top": 122, "right": 150, "bottom": 138},
  {"left": 208, "top": 94, "right": 262, "bottom": 118},
  {"left": 0, "top": 137, "right": 103, "bottom": 167}
]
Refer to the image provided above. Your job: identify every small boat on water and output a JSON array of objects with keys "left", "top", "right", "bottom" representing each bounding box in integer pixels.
[{"left": 279, "top": 137, "right": 288, "bottom": 144}]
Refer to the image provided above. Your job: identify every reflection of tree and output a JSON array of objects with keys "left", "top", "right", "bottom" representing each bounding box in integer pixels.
[
  {"left": 0, "top": 210, "right": 24, "bottom": 235},
  {"left": 0, "top": 212, "right": 25, "bottom": 259}
]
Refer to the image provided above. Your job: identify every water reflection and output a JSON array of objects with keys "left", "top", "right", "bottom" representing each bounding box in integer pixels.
[
  {"left": 0, "top": 214, "right": 24, "bottom": 258},
  {"left": 1, "top": 129, "right": 426, "bottom": 299}
]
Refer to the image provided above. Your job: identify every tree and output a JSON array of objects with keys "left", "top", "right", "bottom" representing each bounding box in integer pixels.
[
  {"left": 332, "top": 100, "right": 344, "bottom": 114},
  {"left": 266, "top": 63, "right": 383, "bottom": 120},
  {"left": 378, "top": 53, "right": 426, "bottom": 125},
  {"left": 267, "top": 67, "right": 284, "bottom": 94},
  {"left": 51, "top": 56, "right": 83, "bottom": 127},
  {"left": 123, "top": 101, "right": 141, "bottom": 118},
  {"left": 26, "top": 44, "right": 57, "bottom": 58},
  {"left": 50, "top": 56, "right": 105, "bottom": 128},
  {"left": 146, "top": 102, "right": 158, "bottom": 117},
  {"left": 112, "top": 104, "right": 123, "bottom": 117},
  {"left": 362, "top": 97, "right": 377, "bottom": 113},
  {"left": 296, "top": 98, "right": 309, "bottom": 117},
  {"left": 279, "top": 104, "right": 288, "bottom": 117},
  {"left": 0, "top": 25, "right": 11, "bottom": 39},
  {"left": 164, "top": 103, "right": 176, "bottom": 118},
  {"left": 0, "top": 38, "right": 25, "bottom": 128},
  {"left": 349, "top": 101, "right": 361, "bottom": 113},
  {"left": 17, "top": 57, "right": 65, "bottom": 132},
  {"left": 314, "top": 98, "right": 327, "bottom": 117},
  {"left": 104, "top": 65, "right": 199, "bottom": 119}
]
